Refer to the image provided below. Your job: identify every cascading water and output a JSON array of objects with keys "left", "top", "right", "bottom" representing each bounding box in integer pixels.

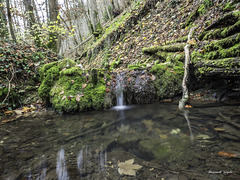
[{"left": 116, "top": 74, "right": 124, "bottom": 106}]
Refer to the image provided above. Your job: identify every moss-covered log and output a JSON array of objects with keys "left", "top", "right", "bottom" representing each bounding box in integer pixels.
[
  {"left": 194, "top": 57, "right": 240, "bottom": 77},
  {"left": 205, "top": 10, "right": 240, "bottom": 31},
  {"left": 204, "top": 33, "right": 240, "bottom": 52},
  {"left": 155, "top": 51, "right": 185, "bottom": 62},
  {"left": 142, "top": 43, "right": 186, "bottom": 53}
]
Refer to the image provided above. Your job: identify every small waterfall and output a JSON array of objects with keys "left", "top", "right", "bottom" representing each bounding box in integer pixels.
[
  {"left": 116, "top": 74, "right": 124, "bottom": 106},
  {"left": 56, "top": 149, "right": 69, "bottom": 180}
]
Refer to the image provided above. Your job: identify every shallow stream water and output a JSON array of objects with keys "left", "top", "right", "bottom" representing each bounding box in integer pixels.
[{"left": 0, "top": 103, "right": 240, "bottom": 180}]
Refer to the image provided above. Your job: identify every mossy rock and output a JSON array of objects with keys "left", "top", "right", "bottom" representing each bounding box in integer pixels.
[
  {"left": 138, "top": 136, "right": 191, "bottom": 162},
  {"left": 150, "top": 61, "right": 184, "bottom": 99},
  {"left": 38, "top": 59, "right": 112, "bottom": 112}
]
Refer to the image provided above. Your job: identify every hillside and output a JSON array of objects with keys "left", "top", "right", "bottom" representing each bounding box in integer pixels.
[{"left": 1, "top": 0, "right": 240, "bottom": 115}]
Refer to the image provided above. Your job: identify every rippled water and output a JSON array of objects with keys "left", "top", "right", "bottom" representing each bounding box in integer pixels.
[{"left": 0, "top": 103, "right": 240, "bottom": 179}]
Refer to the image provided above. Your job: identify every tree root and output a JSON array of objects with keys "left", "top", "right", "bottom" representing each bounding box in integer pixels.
[{"left": 2, "top": 67, "right": 15, "bottom": 104}]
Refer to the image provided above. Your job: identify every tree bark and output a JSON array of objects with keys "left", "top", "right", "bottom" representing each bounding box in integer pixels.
[
  {"left": 48, "top": 0, "right": 59, "bottom": 52},
  {"left": 0, "top": 0, "right": 8, "bottom": 38},
  {"left": 6, "top": 0, "right": 16, "bottom": 41}
]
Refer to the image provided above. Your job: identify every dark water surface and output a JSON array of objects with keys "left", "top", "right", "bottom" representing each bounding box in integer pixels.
[{"left": 0, "top": 103, "right": 240, "bottom": 180}]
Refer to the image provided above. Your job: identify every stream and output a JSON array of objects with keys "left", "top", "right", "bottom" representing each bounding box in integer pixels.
[{"left": 0, "top": 103, "right": 239, "bottom": 180}]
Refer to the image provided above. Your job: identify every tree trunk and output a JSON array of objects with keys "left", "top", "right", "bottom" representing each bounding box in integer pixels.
[
  {"left": 48, "top": 0, "right": 59, "bottom": 52},
  {"left": 6, "top": 0, "right": 16, "bottom": 41},
  {"left": 24, "top": 0, "right": 42, "bottom": 46},
  {"left": 0, "top": 0, "right": 8, "bottom": 38}
]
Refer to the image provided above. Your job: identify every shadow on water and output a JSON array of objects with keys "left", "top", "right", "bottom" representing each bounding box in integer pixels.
[{"left": 0, "top": 103, "right": 240, "bottom": 179}]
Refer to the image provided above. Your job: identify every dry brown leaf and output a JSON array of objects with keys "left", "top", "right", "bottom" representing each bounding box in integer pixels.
[
  {"left": 76, "top": 94, "right": 81, "bottom": 102},
  {"left": 149, "top": 74, "right": 156, "bottom": 81},
  {"left": 106, "top": 88, "right": 110, "bottom": 93},
  {"left": 127, "top": 77, "right": 132, "bottom": 82},
  {"left": 82, "top": 83, "right": 87, "bottom": 89}
]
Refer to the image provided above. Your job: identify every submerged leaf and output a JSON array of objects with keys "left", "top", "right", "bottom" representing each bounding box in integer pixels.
[
  {"left": 217, "top": 151, "right": 237, "bottom": 158},
  {"left": 118, "top": 159, "right": 142, "bottom": 176}
]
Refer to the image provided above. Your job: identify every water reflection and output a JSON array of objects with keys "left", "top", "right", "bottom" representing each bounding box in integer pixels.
[
  {"left": 77, "top": 148, "right": 83, "bottom": 176},
  {"left": 1, "top": 103, "right": 239, "bottom": 180},
  {"left": 183, "top": 110, "right": 194, "bottom": 142},
  {"left": 56, "top": 149, "right": 69, "bottom": 180}
]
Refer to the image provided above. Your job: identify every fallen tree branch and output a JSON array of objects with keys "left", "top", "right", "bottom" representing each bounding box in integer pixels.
[
  {"left": 218, "top": 112, "right": 240, "bottom": 129},
  {"left": 179, "top": 26, "right": 197, "bottom": 110},
  {"left": 65, "top": 117, "right": 123, "bottom": 143}
]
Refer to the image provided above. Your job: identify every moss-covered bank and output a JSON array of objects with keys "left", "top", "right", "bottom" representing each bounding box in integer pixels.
[{"left": 38, "top": 59, "right": 112, "bottom": 112}]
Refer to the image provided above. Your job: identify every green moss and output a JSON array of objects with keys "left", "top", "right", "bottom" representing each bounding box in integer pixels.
[
  {"left": 205, "top": 43, "right": 240, "bottom": 59},
  {"left": 165, "top": 36, "right": 188, "bottom": 45},
  {"left": 128, "top": 64, "right": 146, "bottom": 70},
  {"left": 205, "top": 33, "right": 240, "bottom": 52},
  {"left": 110, "top": 59, "right": 121, "bottom": 68},
  {"left": 58, "top": 59, "right": 76, "bottom": 69},
  {"left": 221, "top": 20, "right": 240, "bottom": 38},
  {"left": 42, "top": 65, "right": 111, "bottom": 112},
  {"left": 198, "top": 4, "right": 206, "bottom": 15},
  {"left": 38, "top": 66, "right": 60, "bottom": 102},
  {"left": 223, "top": 2, "right": 235, "bottom": 12},
  {"left": 142, "top": 43, "right": 186, "bottom": 53},
  {"left": 150, "top": 61, "right": 184, "bottom": 99},
  {"left": 60, "top": 67, "right": 83, "bottom": 76}
]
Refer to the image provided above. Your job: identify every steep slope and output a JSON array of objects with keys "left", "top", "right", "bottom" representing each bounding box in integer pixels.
[{"left": 38, "top": 0, "right": 240, "bottom": 112}]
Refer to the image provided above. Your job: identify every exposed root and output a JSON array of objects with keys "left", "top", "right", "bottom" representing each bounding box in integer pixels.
[{"left": 2, "top": 67, "right": 15, "bottom": 105}]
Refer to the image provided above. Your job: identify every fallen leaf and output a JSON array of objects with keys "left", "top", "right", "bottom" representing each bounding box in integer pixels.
[
  {"left": 4, "top": 110, "right": 13, "bottom": 115},
  {"left": 76, "top": 94, "right": 82, "bottom": 102},
  {"left": 188, "top": 38, "right": 196, "bottom": 45},
  {"left": 22, "top": 106, "right": 31, "bottom": 112},
  {"left": 185, "top": 105, "right": 193, "bottom": 108},
  {"left": 217, "top": 151, "right": 237, "bottom": 158},
  {"left": 140, "top": 75, "right": 146, "bottom": 79},
  {"left": 14, "top": 110, "right": 24, "bottom": 115},
  {"left": 127, "top": 77, "right": 132, "bottom": 82},
  {"left": 60, "top": 91, "right": 64, "bottom": 95},
  {"left": 62, "top": 95, "right": 66, "bottom": 100},
  {"left": 170, "top": 128, "right": 181, "bottom": 135},
  {"left": 196, "top": 134, "right": 210, "bottom": 140},
  {"left": 82, "top": 83, "right": 87, "bottom": 89},
  {"left": 214, "top": 128, "right": 225, "bottom": 132},
  {"left": 106, "top": 88, "right": 110, "bottom": 93},
  {"left": 118, "top": 159, "right": 142, "bottom": 176},
  {"left": 149, "top": 74, "right": 156, "bottom": 81}
]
